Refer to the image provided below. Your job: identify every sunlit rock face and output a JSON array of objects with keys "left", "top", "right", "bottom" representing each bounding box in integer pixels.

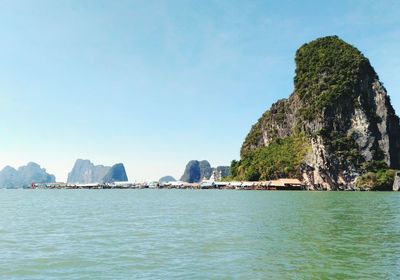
[
  {"left": 238, "top": 36, "right": 400, "bottom": 190},
  {"left": 67, "top": 159, "right": 110, "bottom": 184},
  {"left": 67, "top": 160, "right": 128, "bottom": 184}
]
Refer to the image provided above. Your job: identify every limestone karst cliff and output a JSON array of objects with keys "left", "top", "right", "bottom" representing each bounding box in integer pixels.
[
  {"left": 233, "top": 36, "right": 400, "bottom": 190},
  {"left": 180, "top": 160, "right": 231, "bottom": 183},
  {"left": 180, "top": 160, "right": 212, "bottom": 183},
  {"left": 67, "top": 159, "right": 128, "bottom": 184},
  {"left": 102, "top": 163, "right": 128, "bottom": 183},
  {"left": 0, "top": 162, "right": 56, "bottom": 188}
]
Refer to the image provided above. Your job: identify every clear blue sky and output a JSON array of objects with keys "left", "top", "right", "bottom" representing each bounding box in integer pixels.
[{"left": 0, "top": 0, "right": 399, "bottom": 182}]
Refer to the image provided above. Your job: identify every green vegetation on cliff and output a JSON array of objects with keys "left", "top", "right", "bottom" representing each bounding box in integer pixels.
[
  {"left": 240, "top": 99, "right": 291, "bottom": 158},
  {"left": 234, "top": 36, "right": 399, "bottom": 188},
  {"left": 356, "top": 169, "right": 395, "bottom": 191},
  {"left": 295, "top": 36, "right": 368, "bottom": 120},
  {"left": 325, "top": 131, "right": 364, "bottom": 167},
  {"left": 237, "top": 36, "right": 370, "bottom": 181},
  {"left": 355, "top": 160, "right": 395, "bottom": 191},
  {"left": 232, "top": 134, "right": 311, "bottom": 181}
]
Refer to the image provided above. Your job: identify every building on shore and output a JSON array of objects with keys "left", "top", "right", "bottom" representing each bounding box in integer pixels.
[{"left": 32, "top": 178, "right": 304, "bottom": 190}]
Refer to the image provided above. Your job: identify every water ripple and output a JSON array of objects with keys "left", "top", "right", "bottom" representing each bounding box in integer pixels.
[{"left": 0, "top": 190, "right": 399, "bottom": 279}]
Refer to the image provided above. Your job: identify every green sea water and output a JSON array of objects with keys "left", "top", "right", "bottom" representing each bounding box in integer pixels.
[{"left": 0, "top": 190, "right": 399, "bottom": 279}]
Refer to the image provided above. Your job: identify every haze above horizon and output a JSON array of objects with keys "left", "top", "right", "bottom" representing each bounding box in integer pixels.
[{"left": 1, "top": 0, "right": 399, "bottom": 182}]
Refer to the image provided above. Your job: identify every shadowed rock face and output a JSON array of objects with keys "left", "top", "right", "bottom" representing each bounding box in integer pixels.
[
  {"left": 67, "top": 159, "right": 128, "bottom": 184},
  {"left": 180, "top": 160, "right": 231, "bottom": 183},
  {"left": 180, "top": 160, "right": 213, "bottom": 183},
  {"left": 0, "top": 162, "right": 55, "bottom": 188},
  {"left": 102, "top": 163, "right": 128, "bottom": 183},
  {"left": 237, "top": 36, "right": 400, "bottom": 190}
]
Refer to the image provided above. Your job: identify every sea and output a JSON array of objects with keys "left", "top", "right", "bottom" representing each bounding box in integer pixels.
[{"left": 0, "top": 189, "right": 399, "bottom": 279}]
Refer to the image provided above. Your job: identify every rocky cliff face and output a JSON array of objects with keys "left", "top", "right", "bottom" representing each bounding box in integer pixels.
[
  {"left": 180, "top": 160, "right": 231, "bottom": 183},
  {"left": 237, "top": 36, "right": 400, "bottom": 190},
  {"left": 67, "top": 159, "right": 110, "bottom": 184},
  {"left": 0, "top": 162, "right": 55, "bottom": 188},
  {"left": 67, "top": 159, "right": 128, "bottom": 184},
  {"left": 180, "top": 160, "right": 212, "bottom": 183},
  {"left": 102, "top": 163, "right": 128, "bottom": 183}
]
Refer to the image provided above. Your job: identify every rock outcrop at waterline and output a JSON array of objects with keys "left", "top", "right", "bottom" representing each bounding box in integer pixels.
[
  {"left": 67, "top": 159, "right": 128, "bottom": 184},
  {"left": 234, "top": 36, "right": 400, "bottom": 190},
  {"left": 0, "top": 162, "right": 56, "bottom": 188}
]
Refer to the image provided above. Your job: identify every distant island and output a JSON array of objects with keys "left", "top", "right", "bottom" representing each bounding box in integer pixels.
[
  {"left": 179, "top": 160, "right": 231, "bottom": 183},
  {"left": 67, "top": 159, "right": 128, "bottom": 184},
  {"left": 0, "top": 162, "right": 55, "bottom": 188},
  {"left": 230, "top": 36, "right": 400, "bottom": 191},
  {"left": 159, "top": 176, "right": 176, "bottom": 183},
  {"left": 0, "top": 160, "right": 129, "bottom": 188}
]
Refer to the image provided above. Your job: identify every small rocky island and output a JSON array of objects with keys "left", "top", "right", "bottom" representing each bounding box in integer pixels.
[
  {"left": 67, "top": 159, "right": 128, "bottom": 184},
  {"left": 232, "top": 36, "right": 400, "bottom": 191},
  {"left": 180, "top": 160, "right": 231, "bottom": 183}
]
